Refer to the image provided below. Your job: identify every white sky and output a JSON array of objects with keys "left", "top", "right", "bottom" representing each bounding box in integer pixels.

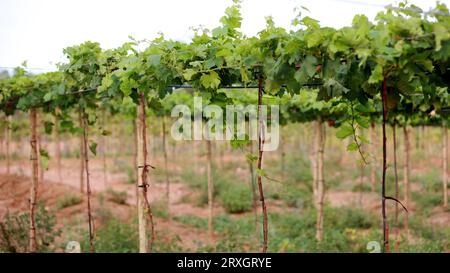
[{"left": 0, "top": 0, "right": 447, "bottom": 72}]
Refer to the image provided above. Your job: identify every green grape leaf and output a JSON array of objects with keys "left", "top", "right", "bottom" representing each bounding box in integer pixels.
[
  {"left": 183, "top": 69, "right": 197, "bottom": 81},
  {"left": 200, "top": 71, "right": 221, "bottom": 90},
  {"left": 44, "top": 121, "right": 54, "bottom": 135},
  {"left": 89, "top": 142, "right": 97, "bottom": 156},
  {"left": 347, "top": 142, "right": 359, "bottom": 151},
  {"left": 336, "top": 124, "right": 353, "bottom": 139}
]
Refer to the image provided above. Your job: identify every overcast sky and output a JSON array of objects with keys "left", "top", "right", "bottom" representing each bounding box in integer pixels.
[{"left": 0, "top": 0, "right": 447, "bottom": 72}]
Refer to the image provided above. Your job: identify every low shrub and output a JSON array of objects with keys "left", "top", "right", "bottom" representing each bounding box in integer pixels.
[
  {"left": 351, "top": 183, "right": 372, "bottom": 193},
  {"left": 106, "top": 188, "right": 128, "bottom": 205},
  {"left": 0, "top": 203, "right": 61, "bottom": 253},
  {"left": 338, "top": 208, "right": 376, "bottom": 229},
  {"left": 56, "top": 194, "right": 83, "bottom": 210},
  {"left": 82, "top": 218, "right": 137, "bottom": 253},
  {"left": 218, "top": 183, "right": 252, "bottom": 213},
  {"left": 281, "top": 186, "right": 312, "bottom": 209}
]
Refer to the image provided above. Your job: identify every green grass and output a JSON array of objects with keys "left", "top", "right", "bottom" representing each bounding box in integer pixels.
[
  {"left": 218, "top": 182, "right": 252, "bottom": 213},
  {"left": 351, "top": 183, "right": 372, "bottom": 193},
  {"left": 82, "top": 218, "right": 138, "bottom": 253},
  {"left": 76, "top": 211, "right": 184, "bottom": 253},
  {"left": 105, "top": 188, "right": 128, "bottom": 205},
  {"left": 173, "top": 215, "right": 207, "bottom": 229},
  {"left": 180, "top": 169, "right": 204, "bottom": 190},
  {"left": 172, "top": 206, "right": 383, "bottom": 253},
  {"left": 180, "top": 167, "right": 254, "bottom": 213},
  {"left": 280, "top": 185, "right": 313, "bottom": 209},
  {"left": 152, "top": 201, "right": 170, "bottom": 219},
  {"left": 56, "top": 194, "right": 83, "bottom": 210}
]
